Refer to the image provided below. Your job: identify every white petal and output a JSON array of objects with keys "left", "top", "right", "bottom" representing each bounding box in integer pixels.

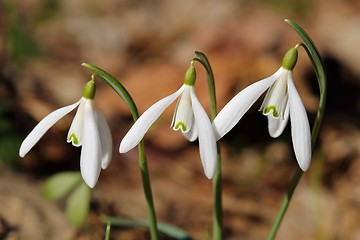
[
  {"left": 171, "top": 85, "right": 193, "bottom": 133},
  {"left": 288, "top": 74, "right": 311, "bottom": 171},
  {"left": 67, "top": 98, "right": 86, "bottom": 146},
  {"left": 260, "top": 70, "right": 289, "bottom": 118},
  {"left": 182, "top": 116, "right": 197, "bottom": 142},
  {"left": 94, "top": 110, "right": 113, "bottom": 169},
  {"left": 119, "top": 85, "right": 184, "bottom": 153},
  {"left": 190, "top": 87, "right": 217, "bottom": 179},
  {"left": 19, "top": 100, "right": 81, "bottom": 157},
  {"left": 268, "top": 100, "right": 290, "bottom": 138},
  {"left": 80, "top": 101, "right": 102, "bottom": 188},
  {"left": 213, "top": 67, "right": 283, "bottom": 140}
]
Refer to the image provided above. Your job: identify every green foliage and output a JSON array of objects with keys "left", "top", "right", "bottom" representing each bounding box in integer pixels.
[
  {"left": 105, "top": 217, "right": 193, "bottom": 240},
  {"left": 66, "top": 181, "right": 92, "bottom": 227},
  {"left": 104, "top": 221, "right": 111, "bottom": 240},
  {"left": 42, "top": 172, "right": 82, "bottom": 200},
  {"left": 2, "top": 0, "right": 42, "bottom": 64},
  {"left": 265, "top": 0, "right": 314, "bottom": 17},
  {"left": 43, "top": 171, "right": 91, "bottom": 227},
  {"left": 0, "top": 100, "right": 22, "bottom": 168},
  {"left": 0, "top": 135, "right": 21, "bottom": 167}
]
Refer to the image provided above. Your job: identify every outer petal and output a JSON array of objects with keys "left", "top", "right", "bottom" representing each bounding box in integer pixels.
[
  {"left": 19, "top": 99, "right": 81, "bottom": 157},
  {"left": 268, "top": 100, "right": 290, "bottom": 138},
  {"left": 182, "top": 116, "right": 197, "bottom": 142},
  {"left": 119, "top": 85, "right": 184, "bottom": 153},
  {"left": 80, "top": 101, "right": 102, "bottom": 188},
  {"left": 213, "top": 67, "right": 283, "bottom": 140},
  {"left": 288, "top": 75, "right": 311, "bottom": 171},
  {"left": 94, "top": 110, "right": 113, "bottom": 169},
  {"left": 190, "top": 87, "right": 217, "bottom": 179}
]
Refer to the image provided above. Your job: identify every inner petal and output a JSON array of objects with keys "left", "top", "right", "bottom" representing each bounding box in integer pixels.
[
  {"left": 260, "top": 71, "right": 289, "bottom": 119},
  {"left": 171, "top": 85, "right": 193, "bottom": 133},
  {"left": 67, "top": 99, "right": 86, "bottom": 146}
]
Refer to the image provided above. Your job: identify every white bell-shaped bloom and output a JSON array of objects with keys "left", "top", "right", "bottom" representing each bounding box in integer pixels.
[
  {"left": 19, "top": 81, "right": 112, "bottom": 188},
  {"left": 213, "top": 47, "right": 311, "bottom": 171},
  {"left": 120, "top": 65, "right": 217, "bottom": 179}
]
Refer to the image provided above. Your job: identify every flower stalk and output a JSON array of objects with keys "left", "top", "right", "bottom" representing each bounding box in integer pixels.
[
  {"left": 193, "top": 51, "right": 223, "bottom": 240},
  {"left": 81, "top": 63, "right": 159, "bottom": 240},
  {"left": 267, "top": 19, "right": 327, "bottom": 240}
]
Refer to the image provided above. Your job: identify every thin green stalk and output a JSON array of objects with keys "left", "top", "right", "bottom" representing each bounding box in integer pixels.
[
  {"left": 267, "top": 168, "right": 303, "bottom": 240},
  {"left": 267, "top": 19, "right": 327, "bottom": 240},
  {"left": 104, "top": 221, "right": 111, "bottom": 240},
  {"left": 193, "top": 52, "right": 222, "bottom": 240},
  {"left": 212, "top": 145, "right": 222, "bottom": 240},
  {"left": 138, "top": 140, "right": 158, "bottom": 240},
  {"left": 81, "top": 63, "right": 159, "bottom": 240}
]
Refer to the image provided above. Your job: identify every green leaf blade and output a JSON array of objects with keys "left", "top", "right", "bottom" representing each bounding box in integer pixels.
[
  {"left": 66, "top": 181, "right": 92, "bottom": 227},
  {"left": 81, "top": 63, "right": 139, "bottom": 121},
  {"left": 105, "top": 217, "right": 193, "bottom": 240},
  {"left": 42, "top": 172, "right": 82, "bottom": 200}
]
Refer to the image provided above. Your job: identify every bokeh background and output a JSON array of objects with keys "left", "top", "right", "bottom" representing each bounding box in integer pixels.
[{"left": 1, "top": 0, "right": 360, "bottom": 239}]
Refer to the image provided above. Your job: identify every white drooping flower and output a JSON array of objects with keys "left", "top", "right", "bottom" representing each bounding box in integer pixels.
[
  {"left": 120, "top": 64, "right": 217, "bottom": 179},
  {"left": 19, "top": 80, "right": 112, "bottom": 188},
  {"left": 213, "top": 47, "right": 311, "bottom": 171}
]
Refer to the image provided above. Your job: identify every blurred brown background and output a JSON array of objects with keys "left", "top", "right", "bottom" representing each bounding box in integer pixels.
[{"left": 1, "top": 0, "right": 360, "bottom": 239}]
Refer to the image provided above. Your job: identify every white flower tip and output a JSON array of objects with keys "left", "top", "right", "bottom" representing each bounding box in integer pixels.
[
  {"left": 19, "top": 148, "right": 26, "bottom": 158},
  {"left": 119, "top": 142, "right": 131, "bottom": 153},
  {"left": 81, "top": 168, "right": 99, "bottom": 188},
  {"left": 101, "top": 154, "right": 112, "bottom": 169},
  {"left": 298, "top": 157, "right": 311, "bottom": 172},
  {"left": 19, "top": 141, "right": 31, "bottom": 158},
  {"left": 84, "top": 178, "right": 96, "bottom": 189},
  {"left": 202, "top": 156, "right": 217, "bottom": 180},
  {"left": 205, "top": 170, "right": 214, "bottom": 180},
  {"left": 101, "top": 162, "right": 108, "bottom": 170}
]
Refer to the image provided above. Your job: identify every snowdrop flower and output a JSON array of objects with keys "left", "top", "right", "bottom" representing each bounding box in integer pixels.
[
  {"left": 120, "top": 64, "right": 217, "bottom": 179},
  {"left": 19, "top": 79, "right": 112, "bottom": 188},
  {"left": 213, "top": 47, "right": 311, "bottom": 171}
]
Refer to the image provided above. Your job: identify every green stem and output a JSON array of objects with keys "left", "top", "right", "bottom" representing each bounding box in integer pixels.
[
  {"left": 104, "top": 220, "right": 111, "bottom": 240},
  {"left": 267, "top": 19, "right": 327, "bottom": 240},
  {"left": 267, "top": 168, "right": 303, "bottom": 240},
  {"left": 81, "top": 63, "right": 159, "bottom": 240},
  {"left": 212, "top": 145, "right": 222, "bottom": 240},
  {"left": 193, "top": 52, "right": 222, "bottom": 240},
  {"left": 138, "top": 140, "right": 159, "bottom": 240}
]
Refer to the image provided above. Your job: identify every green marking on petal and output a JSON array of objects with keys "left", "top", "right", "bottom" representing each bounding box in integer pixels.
[
  {"left": 173, "top": 122, "right": 187, "bottom": 132},
  {"left": 264, "top": 106, "right": 279, "bottom": 118},
  {"left": 68, "top": 133, "right": 79, "bottom": 146}
]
